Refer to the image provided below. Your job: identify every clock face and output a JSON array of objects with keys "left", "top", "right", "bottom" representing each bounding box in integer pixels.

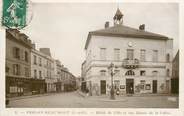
[{"left": 128, "top": 42, "right": 133, "bottom": 47}]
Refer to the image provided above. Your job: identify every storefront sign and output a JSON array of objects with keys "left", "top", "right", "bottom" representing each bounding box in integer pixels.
[{"left": 120, "top": 85, "right": 125, "bottom": 89}]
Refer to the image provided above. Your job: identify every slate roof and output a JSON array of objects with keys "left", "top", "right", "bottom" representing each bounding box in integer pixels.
[{"left": 85, "top": 24, "right": 169, "bottom": 49}]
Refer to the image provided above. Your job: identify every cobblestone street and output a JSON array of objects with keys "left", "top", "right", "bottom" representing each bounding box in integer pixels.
[{"left": 7, "top": 91, "right": 179, "bottom": 108}]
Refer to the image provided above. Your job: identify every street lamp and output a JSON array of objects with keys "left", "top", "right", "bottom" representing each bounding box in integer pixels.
[{"left": 108, "top": 62, "right": 118, "bottom": 100}]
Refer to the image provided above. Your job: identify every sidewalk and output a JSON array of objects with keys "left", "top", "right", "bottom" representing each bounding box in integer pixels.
[
  {"left": 77, "top": 91, "right": 178, "bottom": 101},
  {"left": 77, "top": 91, "right": 178, "bottom": 97},
  {"left": 8, "top": 92, "right": 64, "bottom": 101},
  {"left": 80, "top": 93, "right": 178, "bottom": 102}
]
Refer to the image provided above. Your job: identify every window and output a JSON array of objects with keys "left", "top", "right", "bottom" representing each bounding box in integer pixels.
[
  {"left": 140, "top": 49, "right": 146, "bottom": 61},
  {"left": 25, "top": 67, "right": 29, "bottom": 77},
  {"left": 127, "top": 49, "right": 134, "bottom": 60},
  {"left": 47, "top": 71, "right": 49, "bottom": 78},
  {"left": 49, "top": 62, "right": 51, "bottom": 68},
  {"left": 166, "top": 69, "right": 170, "bottom": 77},
  {"left": 125, "top": 70, "right": 135, "bottom": 76},
  {"left": 48, "top": 71, "right": 51, "bottom": 78},
  {"left": 39, "top": 71, "right": 42, "bottom": 79},
  {"left": 152, "top": 71, "right": 158, "bottom": 76},
  {"left": 34, "top": 69, "right": 37, "bottom": 78},
  {"left": 13, "top": 47, "right": 20, "bottom": 59},
  {"left": 140, "top": 80, "right": 145, "bottom": 84},
  {"left": 25, "top": 51, "right": 28, "bottom": 62},
  {"left": 13, "top": 64, "right": 20, "bottom": 75},
  {"left": 87, "top": 50, "right": 92, "bottom": 61},
  {"left": 114, "top": 70, "right": 120, "bottom": 76},
  {"left": 152, "top": 50, "right": 158, "bottom": 62},
  {"left": 140, "top": 80, "right": 145, "bottom": 90},
  {"left": 140, "top": 70, "right": 146, "bottom": 76},
  {"left": 6, "top": 67, "right": 9, "bottom": 73},
  {"left": 166, "top": 54, "right": 170, "bottom": 62},
  {"left": 114, "top": 48, "right": 120, "bottom": 61},
  {"left": 100, "top": 48, "right": 106, "bottom": 60},
  {"left": 114, "top": 80, "right": 120, "bottom": 89},
  {"left": 39, "top": 57, "right": 42, "bottom": 66},
  {"left": 100, "top": 70, "right": 106, "bottom": 76},
  {"left": 33, "top": 55, "right": 37, "bottom": 65},
  {"left": 146, "top": 84, "right": 151, "bottom": 90},
  {"left": 47, "top": 60, "right": 49, "bottom": 66}
]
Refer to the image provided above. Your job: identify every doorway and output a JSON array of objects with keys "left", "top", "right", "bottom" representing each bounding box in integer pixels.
[
  {"left": 166, "top": 80, "right": 170, "bottom": 93},
  {"left": 152, "top": 80, "right": 157, "bottom": 93},
  {"left": 100, "top": 80, "right": 106, "bottom": 94},
  {"left": 171, "top": 78, "right": 179, "bottom": 94},
  {"left": 126, "top": 79, "right": 134, "bottom": 94}
]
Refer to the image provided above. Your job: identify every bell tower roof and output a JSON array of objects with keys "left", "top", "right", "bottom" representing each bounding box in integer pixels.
[
  {"left": 113, "top": 8, "right": 123, "bottom": 20},
  {"left": 113, "top": 8, "right": 124, "bottom": 25}
]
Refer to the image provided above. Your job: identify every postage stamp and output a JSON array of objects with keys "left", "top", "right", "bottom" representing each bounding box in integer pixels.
[{"left": 2, "top": 0, "right": 32, "bottom": 29}]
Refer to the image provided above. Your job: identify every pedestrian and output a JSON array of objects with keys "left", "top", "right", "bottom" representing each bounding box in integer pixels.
[
  {"left": 86, "top": 88, "right": 89, "bottom": 97},
  {"left": 116, "top": 88, "right": 120, "bottom": 96},
  {"left": 107, "top": 85, "right": 110, "bottom": 96}
]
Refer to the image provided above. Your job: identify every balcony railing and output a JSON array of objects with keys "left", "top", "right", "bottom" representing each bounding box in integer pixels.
[{"left": 122, "top": 58, "right": 139, "bottom": 69}]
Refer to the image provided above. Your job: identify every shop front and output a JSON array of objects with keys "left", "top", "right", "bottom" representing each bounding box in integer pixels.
[{"left": 6, "top": 76, "right": 45, "bottom": 97}]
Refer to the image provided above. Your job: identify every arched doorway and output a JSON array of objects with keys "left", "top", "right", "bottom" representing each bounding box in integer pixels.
[
  {"left": 125, "top": 70, "right": 135, "bottom": 76},
  {"left": 125, "top": 70, "right": 135, "bottom": 94}
]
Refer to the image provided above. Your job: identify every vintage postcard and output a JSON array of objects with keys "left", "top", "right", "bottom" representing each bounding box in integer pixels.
[{"left": 0, "top": 0, "right": 183, "bottom": 116}]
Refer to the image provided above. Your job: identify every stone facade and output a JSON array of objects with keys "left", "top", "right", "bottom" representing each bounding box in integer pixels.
[
  {"left": 6, "top": 29, "right": 33, "bottom": 97},
  {"left": 83, "top": 9, "right": 173, "bottom": 96},
  {"left": 31, "top": 46, "right": 56, "bottom": 93}
]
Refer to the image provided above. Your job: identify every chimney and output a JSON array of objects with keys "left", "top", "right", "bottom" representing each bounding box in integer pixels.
[
  {"left": 105, "top": 21, "right": 109, "bottom": 28},
  {"left": 139, "top": 24, "right": 145, "bottom": 31},
  {"left": 40, "top": 48, "right": 51, "bottom": 56},
  {"left": 32, "top": 43, "right": 36, "bottom": 49}
]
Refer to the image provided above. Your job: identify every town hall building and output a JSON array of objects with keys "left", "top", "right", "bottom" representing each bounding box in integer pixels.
[{"left": 82, "top": 8, "right": 173, "bottom": 96}]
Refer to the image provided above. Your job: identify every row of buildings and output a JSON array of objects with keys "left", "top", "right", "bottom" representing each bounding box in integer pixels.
[
  {"left": 81, "top": 8, "right": 179, "bottom": 96},
  {"left": 6, "top": 29, "right": 76, "bottom": 97}
]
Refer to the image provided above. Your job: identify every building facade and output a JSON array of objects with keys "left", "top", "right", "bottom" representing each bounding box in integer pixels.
[
  {"left": 39, "top": 48, "right": 56, "bottom": 92},
  {"left": 30, "top": 45, "right": 50, "bottom": 94},
  {"left": 31, "top": 46, "right": 56, "bottom": 93},
  {"left": 60, "top": 67, "right": 76, "bottom": 92},
  {"left": 171, "top": 50, "right": 179, "bottom": 94},
  {"left": 83, "top": 8, "right": 173, "bottom": 96},
  {"left": 54, "top": 60, "right": 64, "bottom": 92},
  {"left": 81, "top": 60, "right": 87, "bottom": 92},
  {"left": 6, "top": 29, "right": 33, "bottom": 97}
]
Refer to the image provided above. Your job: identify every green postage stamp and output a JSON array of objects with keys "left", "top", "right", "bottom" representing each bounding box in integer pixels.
[{"left": 2, "top": 0, "right": 28, "bottom": 29}]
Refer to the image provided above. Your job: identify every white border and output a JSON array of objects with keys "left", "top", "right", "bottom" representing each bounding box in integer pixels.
[{"left": 0, "top": 0, "right": 183, "bottom": 116}]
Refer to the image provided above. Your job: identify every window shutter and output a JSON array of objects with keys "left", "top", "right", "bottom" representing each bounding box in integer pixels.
[
  {"left": 20, "top": 49, "right": 24, "bottom": 60},
  {"left": 18, "top": 65, "right": 21, "bottom": 75},
  {"left": 13, "top": 64, "right": 15, "bottom": 75},
  {"left": 13, "top": 47, "right": 16, "bottom": 58}
]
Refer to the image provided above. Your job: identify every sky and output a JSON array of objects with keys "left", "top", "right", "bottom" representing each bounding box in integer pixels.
[{"left": 22, "top": 3, "right": 179, "bottom": 77}]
